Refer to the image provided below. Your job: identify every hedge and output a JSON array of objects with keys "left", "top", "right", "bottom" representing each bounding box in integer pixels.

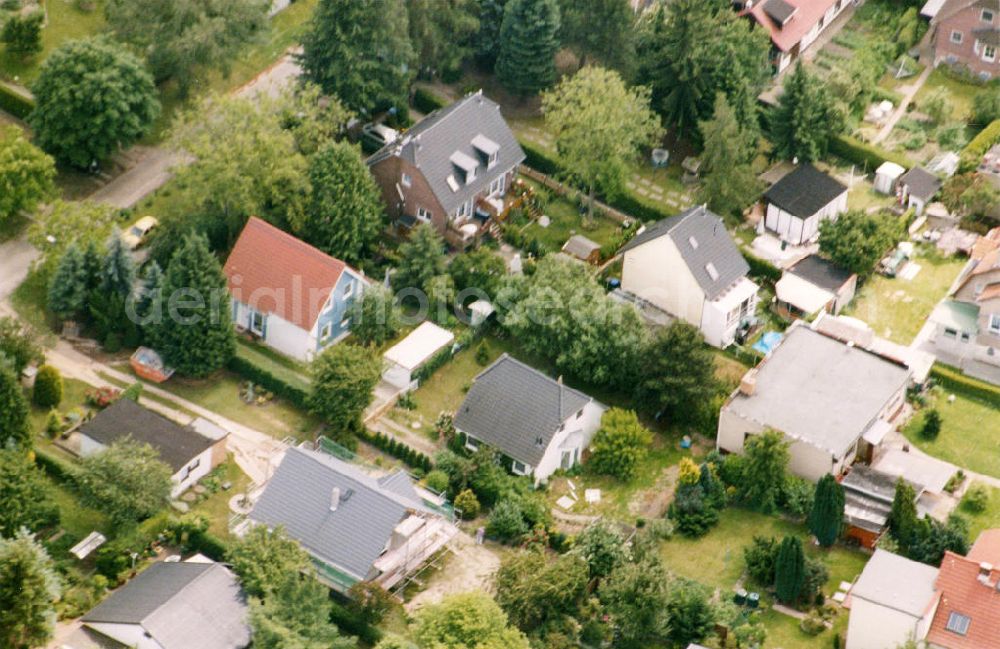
[
  {"left": 930, "top": 363, "right": 1000, "bottom": 404},
  {"left": 360, "top": 428, "right": 434, "bottom": 472},
  {"left": 34, "top": 447, "right": 79, "bottom": 485},
  {"left": 520, "top": 140, "right": 561, "bottom": 176},
  {"left": 329, "top": 600, "right": 382, "bottom": 646},
  {"left": 829, "top": 134, "right": 913, "bottom": 171},
  {"left": 227, "top": 354, "right": 309, "bottom": 409},
  {"left": 413, "top": 87, "right": 447, "bottom": 114},
  {"left": 0, "top": 82, "right": 33, "bottom": 120},
  {"left": 959, "top": 119, "right": 1000, "bottom": 172},
  {"left": 742, "top": 250, "right": 783, "bottom": 285}
]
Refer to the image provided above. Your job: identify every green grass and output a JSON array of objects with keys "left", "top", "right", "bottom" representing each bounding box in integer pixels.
[
  {"left": 11, "top": 267, "right": 53, "bottom": 337},
  {"left": 190, "top": 457, "right": 252, "bottom": 539},
  {"left": 0, "top": 0, "right": 108, "bottom": 85},
  {"left": 914, "top": 68, "right": 981, "bottom": 122},
  {"left": 27, "top": 377, "right": 92, "bottom": 434},
  {"left": 47, "top": 479, "right": 110, "bottom": 539},
  {"left": 843, "top": 246, "right": 966, "bottom": 344},
  {"left": 235, "top": 338, "right": 311, "bottom": 390},
  {"left": 903, "top": 388, "right": 1000, "bottom": 478},
  {"left": 961, "top": 483, "right": 1000, "bottom": 540},
  {"left": 519, "top": 178, "right": 623, "bottom": 253}
]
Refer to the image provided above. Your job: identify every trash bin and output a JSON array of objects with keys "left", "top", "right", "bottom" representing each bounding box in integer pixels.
[
  {"left": 734, "top": 589, "right": 747, "bottom": 605},
  {"left": 747, "top": 592, "right": 760, "bottom": 609}
]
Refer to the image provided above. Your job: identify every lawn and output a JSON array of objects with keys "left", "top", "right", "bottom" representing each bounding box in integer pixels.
[
  {"left": 843, "top": 246, "right": 966, "bottom": 344},
  {"left": 190, "top": 457, "right": 252, "bottom": 539},
  {"left": 903, "top": 388, "right": 1000, "bottom": 478},
  {"left": 961, "top": 483, "right": 1000, "bottom": 540},
  {"left": 913, "top": 68, "right": 981, "bottom": 123},
  {"left": 0, "top": 0, "right": 108, "bottom": 84},
  {"left": 47, "top": 479, "right": 110, "bottom": 540},
  {"left": 235, "top": 338, "right": 310, "bottom": 391},
  {"left": 518, "top": 177, "right": 623, "bottom": 254},
  {"left": 27, "top": 377, "right": 93, "bottom": 434}
]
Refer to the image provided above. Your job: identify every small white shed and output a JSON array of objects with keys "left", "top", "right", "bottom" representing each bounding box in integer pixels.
[
  {"left": 874, "top": 161, "right": 905, "bottom": 195},
  {"left": 382, "top": 321, "right": 455, "bottom": 390}
]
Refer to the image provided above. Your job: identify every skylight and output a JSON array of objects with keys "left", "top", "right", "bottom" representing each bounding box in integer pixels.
[
  {"left": 705, "top": 262, "right": 719, "bottom": 281},
  {"left": 946, "top": 612, "right": 970, "bottom": 636},
  {"left": 689, "top": 235, "right": 699, "bottom": 249}
]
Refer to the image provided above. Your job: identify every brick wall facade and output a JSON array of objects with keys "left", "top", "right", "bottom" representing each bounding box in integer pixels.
[{"left": 932, "top": 4, "right": 1000, "bottom": 78}]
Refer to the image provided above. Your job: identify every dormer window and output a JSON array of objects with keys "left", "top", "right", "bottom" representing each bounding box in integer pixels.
[
  {"left": 705, "top": 262, "right": 719, "bottom": 281},
  {"left": 471, "top": 134, "right": 500, "bottom": 170},
  {"left": 450, "top": 150, "right": 479, "bottom": 186}
]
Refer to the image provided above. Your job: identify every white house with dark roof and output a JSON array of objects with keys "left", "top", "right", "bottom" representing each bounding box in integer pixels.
[
  {"left": 80, "top": 558, "right": 250, "bottom": 649},
  {"left": 761, "top": 164, "right": 848, "bottom": 246},
  {"left": 367, "top": 91, "right": 525, "bottom": 248},
  {"left": 775, "top": 254, "right": 857, "bottom": 318},
  {"left": 244, "top": 446, "right": 456, "bottom": 593},
  {"left": 621, "top": 205, "right": 760, "bottom": 347},
  {"left": 453, "top": 354, "right": 606, "bottom": 483},
  {"left": 717, "top": 322, "right": 912, "bottom": 481},
  {"left": 898, "top": 166, "right": 943, "bottom": 216}
]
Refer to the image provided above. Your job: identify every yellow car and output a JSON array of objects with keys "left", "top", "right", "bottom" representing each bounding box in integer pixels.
[{"left": 122, "top": 216, "right": 159, "bottom": 250}]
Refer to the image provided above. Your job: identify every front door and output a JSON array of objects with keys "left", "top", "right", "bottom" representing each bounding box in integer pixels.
[{"left": 250, "top": 310, "right": 266, "bottom": 337}]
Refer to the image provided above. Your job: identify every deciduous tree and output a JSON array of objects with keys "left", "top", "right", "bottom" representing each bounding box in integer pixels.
[
  {"left": 541, "top": 66, "right": 662, "bottom": 221},
  {"left": 30, "top": 37, "right": 159, "bottom": 168},
  {"left": 0, "top": 125, "right": 55, "bottom": 224},
  {"left": 665, "top": 578, "right": 714, "bottom": 647},
  {"left": 819, "top": 210, "right": 901, "bottom": 279},
  {"left": 559, "top": 0, "right": 634, "bottom": 71},
  {"left": 308, "top": 343, "right": 382, "bottom": 429},
  {"left": 494, "top": 550, "right": 589, "bottom": 630},
  {"left": 598, "top": 556, "right": 671, "bottom": 647},
  {"left": 227, "top": 525, "right": 312, "bottom": 598},
  {"left": 414, "top": 592, "right": 530, "bottom": 649},
  {"left": 0, "top": 11, "right": 43, "bottom": 58},
  {"left": 0, "top": 530, "right": 60, "bottom": 649},
  {"left": 496, "top": 0, "right": 561, "bottom": 95},
  {"left": 634, "top": 321, "right": 717, "bottom": 425},
  {"left": 349, "top": 285, "right": 400, "bottom": 347},
  {"left": 0, "top": 317, "right": 42, "bottom": 376},
  {"left": 738, "top": 429, "right": 789, "bottom": 513},
  {"left": 588, "top": 408, "right": 653, "bottom": 481},
  {"left": 449, "top": 249, "right": 507, "bottom": 300},
  {"left": 573, "top": 519, "right": 628, "bottom": 580},
  {"left": 0, "top": 364, "right": 30, "bottom": 449},
  {"left": 77, "top": 440, "right": 172, "bottom": 526},
  {"left": 249, "top": 572, "right": 355, "bottom": 649},
  {"left": 808, "top": 474, "right": 844, "bottom": 547}
]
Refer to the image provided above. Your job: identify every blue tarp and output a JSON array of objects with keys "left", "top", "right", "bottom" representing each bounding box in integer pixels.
[{"left": 752, "top": 331, "right": 783, "bottom": 356}]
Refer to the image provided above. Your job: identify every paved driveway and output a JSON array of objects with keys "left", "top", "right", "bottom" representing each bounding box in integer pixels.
[{"left": 0, "top": 235, "right": 38, "bottom": 304}]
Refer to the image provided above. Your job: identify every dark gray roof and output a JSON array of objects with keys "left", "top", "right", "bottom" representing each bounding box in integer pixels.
[
  {"left": 900, "top": 166, "right": 942, "bottom": 200},
  {"left": 843, "top": 465, "right": 903, "bottom": 532},
  {"left": 368, "top": 91, "right": 525, "bottom": 216},
  {"left": 763, "top": 164, "right": 848, "bottom": 217},
  {"left": 83, "top": 561, "right": 250, "bottom": 649},
  {"left": 79, "top": 398, "right": 215, "bottom": 472},
  {"left": 787, "top": 254, "right": 855, "bottom": 292},
  {"left": 763, "top": 0, "right": 797, "bottom": 23},
  {"left": 454, "top": 355, "right": 595, "bottom": 467},
  {"left": 621, "top": 205, "right": 751, "bottom": 300},
  {"left": 249, "top": 447, "right": 426, "bottom": 580}
]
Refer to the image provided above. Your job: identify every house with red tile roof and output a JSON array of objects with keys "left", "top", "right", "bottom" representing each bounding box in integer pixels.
[
  {"left": 740, "top": 0, "right": 853, "bottom": 73},
  {"left": 926, "top": 530, "right": 1000, "bottom": 648},
  {"left": 223, "top": 217, "right": 369, "bottom": 361}
]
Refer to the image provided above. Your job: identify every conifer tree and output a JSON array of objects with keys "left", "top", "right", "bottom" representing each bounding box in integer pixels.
[
  {"left": 134, "top": 261, "right": 164, "bottom": 328},
  {"left": 0, "top": 364, "right": 30, "bottom": 450},
  {"left": 889, "top": 479, "right": 919, "bottom": 552},
  {"left": 496, "top": 0, "right": 561, "bottom": 95},
  {"left": 0, "top": 530, "right": 61, "bottom": 649},
  {"left": 148, "top": 232, "right": 235, "bottom": 377},
  {"left": 774, "top": 535, "right": 805, "bottom": 605},
  {"left": 770, "top": 62, "right": 843, "bottom": 162},
  {"left": 100, "top": 231, "right": 136, "bottom": 298},
  {"left": 808, "top": 474, "right": 845, "bottom": 547},
  {"left": 46, "top": 244, "right": 89, "bottom": 321},
  {"left": 698, "top": 93, "right": 760, "bottom": 219}
]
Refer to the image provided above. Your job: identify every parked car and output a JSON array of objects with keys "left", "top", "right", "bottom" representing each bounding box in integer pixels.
[
  {"left": 361, "top": 123, "right": 399, "bottom": 153},
  {"left": 122, "top": 216, "right": 159, "bottom": 250}
]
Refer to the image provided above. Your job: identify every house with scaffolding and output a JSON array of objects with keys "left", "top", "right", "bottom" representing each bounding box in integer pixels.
[{"left": 236, "top": 445, "right": 457, "bottom": 594}]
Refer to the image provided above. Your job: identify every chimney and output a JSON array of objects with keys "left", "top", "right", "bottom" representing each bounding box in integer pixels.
[
  {"left": 330, "top": 487, "right": 341, "bottom": 512},
  {"left": 980, "top": 562, "right": 993, "bottom": 581},
  {"left": 740, "top": 369, "right": 757, "bottom": 397}
]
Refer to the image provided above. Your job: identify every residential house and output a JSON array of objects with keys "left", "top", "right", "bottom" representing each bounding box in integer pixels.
[
  {"left": 926, "top": 0, "right": 1000, "bottom": 79},
  {"left": 223, "top": 217, "right": 368, "bottom": 362},
  {"left": 81, "top": 558, "right": 250, "bottom": 649},
  {"left": 621, "top": 205, "right": 760, "bottom": 347},
  {"left": 453, "top": 354, "right": 606, "bottom": 483},
  {"left": 841, "top": 465, "right": 924, "bottom": 548},
  {"left": 844, "top": 549, "right": 941, "bottom": 649},
  {"left": 367, "top": 91, "right": 525, "bottom": 248},
  {"left": 899, "top": 166, "right": 943, "bottom": 216},
  {"left": 812, "top": 312, "right": 936, "bottom": 384},
  {"left": 717, "top": 323, "right": 912, "bottom": 481},
  {"left": 78, "top": 398, "right": 227, "bottom": 498},
  {"left": 845, "top": 529, "right": 1000, "bottom": 649},
  {"left": 775, "top": 254, "right": 857, "bottom": 319},
  {"left": 928, "top": 233, "right": 1000, "bottom": 384},
  {"left": 740, "top": 0, "right": 854, "bottom": 73},
  {"left": 244, "top": 446, "right": 457, "bottom": 593},
  {"left": 760, "top": 163, "right": 849, "bottom": 246}
]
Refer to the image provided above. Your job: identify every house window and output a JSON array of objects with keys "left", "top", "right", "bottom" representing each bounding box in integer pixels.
[
  {"left": 511, "top": 460, "right": 528, "bottom": 475},
  {"left": 401, "top": 173, "right": 412, "bottom": 188},
  {"left": 576, "top": 408, "right": 583, "bottom": 419},
  {"left": 951, "top": 30, "right": 964, "bottom": 44},
  {"left": 464, "top": 436, "right": 480, "bottom": 452},
  {"left": 488, "top": 175, "right": 505, "bottom": 196},
  {"left": 990, "top": 313, "right": 1000, "bottom": 334},
  {"left": 343, "top": 282, "right": 354, "bottom": 299},
  {"left": 456, "top": 201, "right": 470, "bottom": 219},
  {"left": 983, "top": 9, "right": 994, "bottom": 22},
  {"left": 960, "top": 332, "right": 971, "bottom": 343},
  {"left": 985, "top": 45, "right": 997, "bottom": 62},
  {"left": 945, "top": 612, "right": 971, "bottom": 636},
  {"left": 250, "top": 310, "right": 266, "bottom": 336},
  {"left": 417, "top": 207, "right": 432, "bottom": 223},
  {"left": 488, "top": 151, "right": 499, "bottom": 168},
  {"left": 340, "top": 317, "right": 351, "bottom": 330},
  {"left": 320, "top": 322, "right": 332, "bottom": 342},
  {"left": 944, "top": 327, "right": 958, "bottom": 339},
  {"left": 183, "top": 458, "right": 201, "bottom": 479}
]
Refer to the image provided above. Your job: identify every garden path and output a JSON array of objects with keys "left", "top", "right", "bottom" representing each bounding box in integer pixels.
[{"left": 872, "top": 65, "right": 933, "bottom": 145}]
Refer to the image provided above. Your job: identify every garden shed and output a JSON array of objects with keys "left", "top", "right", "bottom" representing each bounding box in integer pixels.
[
  {"left": 874, "top": 161, "right": 905, "bottom": 195},
  {"left": 382, "top": 321, "right": 455, "bottom": 390}
]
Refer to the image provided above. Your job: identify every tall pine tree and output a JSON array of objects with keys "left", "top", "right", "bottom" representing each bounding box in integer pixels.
[
  {"left": 888, "top": 479, "right": 919, "bottom": 552},
  {"left": 770, "top": 62, "right": 844, "bottom": 162},
  {"left": 0, "top": 530, "right": 61, "bottom": 649},
  {"left": 132, "top": 261, "right": 164, "bottom": 326},
  {"left": 0, "top": 364, "right": 29, "bottom": 449},
  {"left": 495, "top": 0, "right": 560, "bottom": 96},
  {"left": 100, "top": 231, "right": 136, "bottom": 297},
  {"left": 46, "top": 244, "right": 89, "bottom": 321},
  {"left": 698, "top": 93, "right": 760, "bottom": 219},
  {"left": 299, "top": 0, "right": 414, "bottom": 114},
  {"left": 808, "top": 474, "right": 845, "bottom": 547},
  {"left": 148, "top": 232, "right": 235, "bottom": 377},
  {"left": 774, "top": 535, "right": 805, "bottom": 605}
]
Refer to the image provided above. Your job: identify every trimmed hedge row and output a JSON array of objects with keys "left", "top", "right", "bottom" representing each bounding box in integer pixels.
[
  {"left": 829, "top": 134, "right": 913, "bottom": 171},
  {"left": 329, "top": 600, "right": 382, "bottom": 646},
  {"left": 742, "top": 250, "right": 783, "bottom": 285},
  {"left": 0, "top": 82, "right": 33, "bottom": 120},
  {"left": 413, "top": 87, "right": 448, "bottom": 115},
  {"left": 959, "top": 119, "right": 1000, "bottom": 172},
  {"left": 931, "top": 363, "right": 1000, "bottom": 404},
  {"left": 34, "top": 447, "right": 80, "bottom": 484},
  {"left": 360, "top": 429, "right": 433, "bottom": 472},
  {"left": 228, "top": 354, "right": 309, "bottom": 409}
]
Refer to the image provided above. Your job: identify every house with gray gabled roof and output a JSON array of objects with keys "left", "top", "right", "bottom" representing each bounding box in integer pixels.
[
  {"left": 81, "top": 558, "right": 250, "bottom": 649},
  {"left": 367, "top": 90, "right": 525, "bottom": 249},
  {"left": 244, "top": 446, "right": 457, "bottom": 593},
  {"left": 453, "top": 354, "right": 606, "bottom": 483},
  {"left": 621, "top": 205, "right": 760, "bottom": 347}
]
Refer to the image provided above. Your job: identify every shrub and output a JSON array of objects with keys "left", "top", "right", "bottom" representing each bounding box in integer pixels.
[
  {"left": 921, "top": 409, "right": 942, "bottom": 440},
  {"left": 33, "top": 447, "right": 79, "bottom": 484},
  {"left": 959, "top": 118, "right": 1000, "bottom": 172},
  {"left": 424, "top": 470, "right": 449, "bottom": 494},
  {"left": 961, "top": 484, "right": 989, "bottom": 513},
  {"left": 45, "top": 409, "right": 63, "bottom": 437},
  {"left": 931, "top": 364, "right": 1000, "bottom": 403},
  {"left": 454, "top": 489, "right": 481, "bottom": 519},
  {"left": 800, "top": 614, "right": 826, "bottom": 636},
  {"left": 487, "top": 499, "right": 528, "bottom": 541},
  {"left": 0, "top": 81, "right": 34, "bottom": 119},
  {"left": 102, "top": 332, "right": 122, "bottom": 353},
  {"left": 742, "top": 250, "right": 783, "bottom": 285},
  {"left": 743, "top": 535, "right": 778, "bottom": 586},
  {"left": 227, "top": 354, "right": 308, "bottom": 408},
  {"left": 829, "top": 133, "right": 913, "bottom": 170},
  {"left": 904, "top": 131, "right": 927, "bottom": 150},
  {"left": 475, "top": 340, "right": 490, "bottom": 366},
  {"left": 413, "top": 87, "right": 447, "bottom": 114},
  {"left": 32, "top": 365, "right": 63, "bottom": 409},
  {"left": 121, "top": 382, "right": 142, "bottom": 402}
]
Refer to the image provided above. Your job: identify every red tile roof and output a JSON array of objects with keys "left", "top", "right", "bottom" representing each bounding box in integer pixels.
[
  {"left": 926, "top": 545, "right": 1000, "bottom": 649},
  {"left": 223, "top": 217, "right": 348, "bottom": 332},
  {"left": 747, "top": 0, "right": 841, "bottom": 52},
  {"left": 970, "top": 529, "right": 1000, "bottom": 564}
]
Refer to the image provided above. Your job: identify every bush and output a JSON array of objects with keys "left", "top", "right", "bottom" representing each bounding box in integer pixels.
[
  {"left": 329, "top": 599, "right": 383, "bottom": 646},
  {"left": 800, "top": 614, "right": 826, "bottom": 636},
  {"left": 921, "top": 409, "right": 942, "bottom": 440},
  {"left": 34, "top": 447, "right": 79, "bottom": 484},
  {"left": 829, "top": 133, "right": 913, "bottom": 170},
  {"left": 121, "top": 382, "right": 142, "bottom": 402},
  {"left": 475, "top": 341, "right": 490, "bottom": 366},
  {"left": 487, "top": 499, "right": 528, "bottom": 541},
  {"left": 454, "top": 489, "right": 481, "bottom": 519},
  {"left": 227, "top": 354, "right": 308, "bottom": 408},
  {"left": 45, "top": 409, "right": 63, "bottom": 437},
  {"left": 742, "top": 250, "right": 783, "bottom": 285},
  {"left": 358, "top": 428, "right": 433, "bottom": 472},
  {"left": 412, "top": 87, "right": 447, "bottom": 114},
  {"left": 959, "top": 119, "right": 1000, "bottom": 172},
  {"left": 743, "top": 535, "right": 778, "bottom": 586},
  {"left": 33, "top": 365, "right": 63, "bottom": 409},
  {"left": 931, "top": 363, "right": 1000, "bottom": 403},
  {"left": 0, "top": 81, "right": 34, "bottom": 119},
  {"left": 903, "top": 131, "right": 927, "bottom": 150},
  {"left": 424, "top": 470, "right": 450, "bottom": 494},
  {"left": 520, "top": 141, "right": 561, "bottom": 176},
  {"left": 102, "top": 332, "right": 122, "bottom": 353},
  {"left": 961, "top": 484, "right": 989, "bottom": 513}
]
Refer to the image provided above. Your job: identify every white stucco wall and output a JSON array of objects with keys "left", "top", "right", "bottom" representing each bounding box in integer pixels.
[
  {"left": 233, "top": 300, "right": 316, "bottom": 362},
  {"left": 84, "top": 622, "right": 164, "bottom": 649},
  {"left": 765, "top": 191, "right": 848, "bottom": 246},
  {"left": 845, "top": 598, "right": 929, "bottom": 649},
  {"left": 621, "top": 235, "right": 706, "bottom": 331},
  {"left": 171, "top": 446, "right": 215, "bottom": 498},
  {"left": 533, "top": 401, "right": 606, "bottom": 483}
]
